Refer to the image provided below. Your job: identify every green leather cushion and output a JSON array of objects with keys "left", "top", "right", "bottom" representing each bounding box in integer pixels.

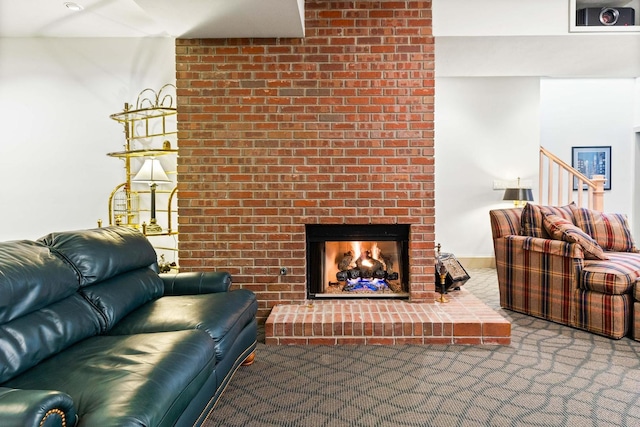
[
  {"left": 162, "top": 271, "right": 232, "bottom": 295},
  {"left": 4, "top": 330, "right": 216, "bottom": 427},
  {"left": 80, "top": 268, "right": 164, "bottom": 331},
  {"left": 109, "top": 289, "right": 257, "bottom": 362},
  {"left": 0, "top": 294, "right": 102, "bottom": 383},
  {"left": 39, "top": 227, "right": 157, "bottom": 286},
  {"left": 0, "top": 240, "right": 79, "bottom": 323}
]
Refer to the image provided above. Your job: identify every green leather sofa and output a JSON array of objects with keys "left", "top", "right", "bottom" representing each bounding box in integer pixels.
[{"left": 0, "top": 226, "right": 257, "bottom": 427}]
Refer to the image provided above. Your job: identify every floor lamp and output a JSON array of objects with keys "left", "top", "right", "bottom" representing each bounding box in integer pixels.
[{"left": 132, "top": 158, "right": 171, "bottom": 234}]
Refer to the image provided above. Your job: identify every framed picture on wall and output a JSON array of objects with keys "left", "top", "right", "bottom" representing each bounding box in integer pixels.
[{"left": 571, "top": 146, "right": 611, "bottom": 191}]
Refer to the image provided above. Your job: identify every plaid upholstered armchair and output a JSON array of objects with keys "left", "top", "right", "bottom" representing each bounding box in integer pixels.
[{"left": 490, "top": 203, "right": 640, "bottom": 340}]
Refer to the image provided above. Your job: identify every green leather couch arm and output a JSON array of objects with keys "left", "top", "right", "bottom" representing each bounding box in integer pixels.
[
  {"left": 160, "top": 271, "right": 232, "bottom": 295},
  {"left": 0, "top": 387, "right": 76, "bottom": 427}
]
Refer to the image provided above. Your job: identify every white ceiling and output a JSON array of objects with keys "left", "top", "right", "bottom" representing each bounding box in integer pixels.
[
  {"left": 1, "top": 0, "right": 638, "bottom": 78},
  {"left": 0, "top": 0, "right": 305, "bottom": 38}
]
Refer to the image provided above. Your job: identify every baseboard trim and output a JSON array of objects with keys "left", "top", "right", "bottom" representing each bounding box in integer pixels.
[{"left": 457, "top": 257, "right": 495, "bottom": 269}]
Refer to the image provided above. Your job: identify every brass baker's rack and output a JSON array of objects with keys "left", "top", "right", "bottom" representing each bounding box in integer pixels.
[{"left": 105, "top": 84, "right": 178, "bottom": 243}]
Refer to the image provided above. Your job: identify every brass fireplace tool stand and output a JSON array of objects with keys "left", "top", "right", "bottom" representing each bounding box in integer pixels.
[
  {"left": 435, "top": 243, "right": 449, "bottom": 303},
  {"left": 436, "top": 264, "right": 449, "bottom": 303}
]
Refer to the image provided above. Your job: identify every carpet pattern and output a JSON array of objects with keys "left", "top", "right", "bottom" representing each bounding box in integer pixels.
[{"left": 204, "top": 268, "right": 640, "bottom": 426}]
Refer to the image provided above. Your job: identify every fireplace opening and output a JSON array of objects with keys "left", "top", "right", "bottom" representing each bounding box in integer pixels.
[{"left": 306, "top": 224, "right": 410, "bottom": 299}]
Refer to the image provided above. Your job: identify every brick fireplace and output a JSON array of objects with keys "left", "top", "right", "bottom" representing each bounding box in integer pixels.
[
  {"left": 306, "top": 224, "right": 411, "bottom": 298},
  {"left": 175, "top": 1, "right": 436, "bottom": 323}
]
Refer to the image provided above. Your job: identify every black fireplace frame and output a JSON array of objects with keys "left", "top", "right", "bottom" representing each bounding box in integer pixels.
[{"left": 305, "top": 224, "right": 410, "bottom": 299}]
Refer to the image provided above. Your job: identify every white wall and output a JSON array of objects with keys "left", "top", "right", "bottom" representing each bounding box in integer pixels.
[
  {"left": 635, "top": 79, "right": 640, "bottom": 240},
  {"left": 435, "top": 76, "right": 639, "bottom": 259},
  {"left": 0, "top": 38, "right": 175, "bottom": 241},
  {"left": 433, "top": 0, "right": 567, "bottom": 37},
  {"left": 1, "top": 30, "right": 638, "bottom": 263},
  {"left": 636, "top": 78, "right": 640, "bottom": 127},
  {"left": 434, "top": 0, "right": 640, "bottom": 261},
  {"left": 540, "top": 78, "right": 636, "bottom": 217},
  {"left": 435, "top": 77, "right": 540, "bottom": 258}
]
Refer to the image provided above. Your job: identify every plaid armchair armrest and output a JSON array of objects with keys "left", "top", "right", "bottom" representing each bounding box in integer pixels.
[
  {"left": 494, "top": 235, "right": 583, "bottom": 325},
  {"left": 521, "top": 236, "right": 585, "bottom": 259}
]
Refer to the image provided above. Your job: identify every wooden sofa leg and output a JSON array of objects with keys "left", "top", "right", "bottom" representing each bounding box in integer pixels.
[{"left": 241, "top": 352, "right": 255, "bottom": 366}]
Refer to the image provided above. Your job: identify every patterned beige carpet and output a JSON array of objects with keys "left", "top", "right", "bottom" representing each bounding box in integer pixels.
[{"left": 205, "top": 268, "right": 640, "bottom": 426}]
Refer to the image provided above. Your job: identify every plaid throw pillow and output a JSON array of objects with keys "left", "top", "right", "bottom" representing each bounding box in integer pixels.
[
  {"left": 520, "top": 203, "right": 575, "bottom": 238},
  {"left": 571, "top": 206, "right": 638, "bottom": 253},
  {"left": 542, "top": 213, "right": 608, "bottom": 260}
]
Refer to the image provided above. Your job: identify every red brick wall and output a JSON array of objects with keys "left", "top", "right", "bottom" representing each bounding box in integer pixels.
[{"left": 175, "top": 1, "right": 435, "bottom": 322}]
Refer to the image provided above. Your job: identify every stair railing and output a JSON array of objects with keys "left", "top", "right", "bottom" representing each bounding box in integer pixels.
[{"left": 539, "top": 146, "right": 605, "bottom": 211}]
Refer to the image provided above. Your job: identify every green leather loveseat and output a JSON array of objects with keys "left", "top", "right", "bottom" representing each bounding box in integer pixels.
[{"left": 0, "top": 226, "right": 257, "bottom": 427}]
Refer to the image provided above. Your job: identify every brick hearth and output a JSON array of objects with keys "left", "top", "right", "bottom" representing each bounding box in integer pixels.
[{"left": 265, "top": 289, "right": 511, "bottom": 345}]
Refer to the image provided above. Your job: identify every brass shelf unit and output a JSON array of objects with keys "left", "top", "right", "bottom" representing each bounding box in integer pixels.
[{"left": 105, "top": 84, "right": 178, "bottom": 246}]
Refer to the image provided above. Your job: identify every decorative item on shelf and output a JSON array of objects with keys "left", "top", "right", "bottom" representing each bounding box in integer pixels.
[
  {"left": 503, "top": 177, "right": 533, "bottom": 207},
  {"left": 132, "top": 158, "right": 171, "bottom": 234},
  {"left": 158, "top": 254, "right": 177, "bottom": 273},
  {"left": 109, "top": 184, "right": 140, "bottom": 228}
]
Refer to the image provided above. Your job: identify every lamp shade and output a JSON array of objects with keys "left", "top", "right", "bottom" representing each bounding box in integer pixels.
[
  {"left": 503, "top": 188, "right": 534, "bottom": 202},
  {"left": 132, "top": 158, "right": 171, "bottom": 184}
]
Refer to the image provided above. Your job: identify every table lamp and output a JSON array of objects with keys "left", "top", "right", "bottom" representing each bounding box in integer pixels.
[
  {"left": 503, "top": 177, "right": 534, "bottom": 207},
  {"left": 132, "top": 158, "right": 171, "bottom": 233}
]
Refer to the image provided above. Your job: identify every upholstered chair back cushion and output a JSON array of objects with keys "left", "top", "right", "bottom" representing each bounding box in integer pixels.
[
  {"left": 489, "top": 208, "right": 522, "bottom": 239},
  {"left": 38, "top": 226, "right": 158, "bottom": 286},
  {"left": 520, "top": 203, "right": 575, "bottom": 239},
  {"left": 571, "top": 206, "right": 639, "bottom": 253},
  {"left": 39, "top": 226, "right": 165, "bottom": 332},
  {"left": 80, "top": 268, "right": 164, "bottom": 331},
  {"left": 542, "top": 213, "right": 608, "bottom": 260},
  {"left": 0, "top": 240, "right": 79, "bottom": 323},
  {"left": 0, "top": 240, "right": 101, "bottom": 383},
  {"left": 0, "top": 294, "right": 102, "bottom": 383}
]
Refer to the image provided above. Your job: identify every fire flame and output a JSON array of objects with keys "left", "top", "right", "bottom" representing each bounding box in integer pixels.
[{"left": 351, "top": 241, "right": 380, "bottom": 268}]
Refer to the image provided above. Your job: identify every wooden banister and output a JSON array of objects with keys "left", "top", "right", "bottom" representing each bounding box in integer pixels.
[{"left": 539, "top": 146, "right": 604, "bottom": 211}]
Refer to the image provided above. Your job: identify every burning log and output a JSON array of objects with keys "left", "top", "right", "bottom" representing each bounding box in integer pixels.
[
  {"left": 333, "top": 244, "right": 403, "bottom": 294},
  {"left": 379, "top": 252, "right": 393, "bottom": 274},
  {"left": 373, "top": 269, "right": 386, "bottom": 279},
  {"left": 338, "top": 251, "right": 353, "bottom": 271},
  {"left": 355, "top": 250, "right": 383, "bottom": 275}
]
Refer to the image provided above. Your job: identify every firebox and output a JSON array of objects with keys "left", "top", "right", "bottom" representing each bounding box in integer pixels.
[{"left": 306, "top": 224, "right": 410, "bottom": 299}]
